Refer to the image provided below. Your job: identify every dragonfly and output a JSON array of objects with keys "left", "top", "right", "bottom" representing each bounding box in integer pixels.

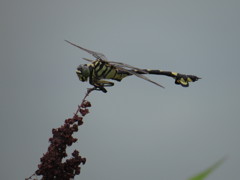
[{"left": 65, "top": 40, "right": 200, "bottom": 93}]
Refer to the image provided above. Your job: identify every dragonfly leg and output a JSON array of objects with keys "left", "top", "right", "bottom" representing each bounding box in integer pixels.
[
  {"left": 95, "top": 80, "right": 114, "bottom": 87},
  {"left": 92, "top": 80, "right": 115, "bottom": 93},
  {"left": 93, "top": 86, "right": 108, "bottom": 93}
]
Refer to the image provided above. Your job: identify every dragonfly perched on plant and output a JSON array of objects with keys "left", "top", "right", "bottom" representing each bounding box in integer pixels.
[{"left": 65, "top": 40, "right": 200, "bottom": 93}]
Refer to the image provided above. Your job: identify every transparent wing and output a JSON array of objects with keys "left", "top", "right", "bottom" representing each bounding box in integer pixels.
[
  {"left": 65, "top": 40, "right": 108, "bottom": 61},
  {"left": 82, "top": 58, "right": 148, "bottom": 74},
  {"left": 114, "top": 65, "right": 165, "bottom": 88},
  {"left": 107, "top": 61, "right": 148, "bottom": 74},
  {"left": 66, "top": 40, "right": 145, "bottom": 73},
  {"left": 82, "top": 58, "right": 94, "bottom": 63}
]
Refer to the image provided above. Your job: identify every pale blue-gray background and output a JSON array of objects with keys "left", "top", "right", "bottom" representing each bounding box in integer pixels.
[{"left": 0, "top": 0, "right": 239, "bottom": 179}]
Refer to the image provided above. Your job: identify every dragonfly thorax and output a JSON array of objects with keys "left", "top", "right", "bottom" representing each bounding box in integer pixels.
[{"left": 76, "top": 64, "right": 90, "bottom": 82}]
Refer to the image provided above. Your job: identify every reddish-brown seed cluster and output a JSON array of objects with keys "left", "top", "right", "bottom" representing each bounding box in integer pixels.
[
  {"left": 35, "top": 116, "right": 85, "bottom": 179},
  {"left": 26, "top": 88, "right": 94, "bottom": 180},
  {"left": 33, "top": 99, "right": 91, "bottom": 180},
  {"left": 79, "top": 100, "right": 91, "bottom": 116}
]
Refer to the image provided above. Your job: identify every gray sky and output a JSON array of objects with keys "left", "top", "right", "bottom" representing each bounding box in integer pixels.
[{"left": 0, "top": 0, "right": 240, "bottom": 179}]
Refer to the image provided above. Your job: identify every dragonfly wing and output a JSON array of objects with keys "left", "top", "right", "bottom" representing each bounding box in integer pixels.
[
  {"left": 82, "top": 58, "right": 94, "bottom": 63},
  {"left": 65, "top": 40, "right": 108, "bottom": 61},
  {"left": 108, "top": 61, "right": 148, "bottom": 74},
  {"left": 115, "top": 65, "right": 165, "bottom": 88}
]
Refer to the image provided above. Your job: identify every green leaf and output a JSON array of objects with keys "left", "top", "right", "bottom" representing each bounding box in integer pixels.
[{"left": 187, "top": 158, "right": 225, "bottom": 180}]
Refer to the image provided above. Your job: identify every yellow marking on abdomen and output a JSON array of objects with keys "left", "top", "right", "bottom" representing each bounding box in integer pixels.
[{"left": 171, "top": 72, "right": 178, "bottom": 76}]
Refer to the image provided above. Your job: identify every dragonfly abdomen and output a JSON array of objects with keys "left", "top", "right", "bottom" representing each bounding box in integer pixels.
[{"left": 133, "top": 69, "right": 200, "bottom": 87}]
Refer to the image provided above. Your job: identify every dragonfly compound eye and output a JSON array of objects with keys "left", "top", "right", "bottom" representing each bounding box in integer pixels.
[{"left": 76, "top": 64, "right": 90, "bottom": 82}]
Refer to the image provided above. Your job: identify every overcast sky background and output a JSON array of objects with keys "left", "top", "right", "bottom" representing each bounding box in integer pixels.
[{"left": 0, "top": 0, "right": 240, "bottom": 179}]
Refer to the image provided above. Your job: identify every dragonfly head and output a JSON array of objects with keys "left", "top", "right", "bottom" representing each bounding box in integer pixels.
[{"left": 76, "top": 64, "right": 90, "bottom": 82}]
